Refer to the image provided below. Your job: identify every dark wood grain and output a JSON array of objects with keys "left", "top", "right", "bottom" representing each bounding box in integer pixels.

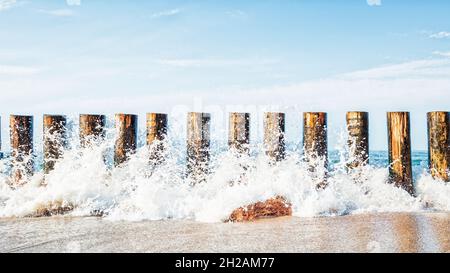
[
  {"left": 114, "top": 114, "right": 138, "bottom": 166},
  {"left": 228, "top": 112, "right": 250, "bottom": 154},
  {"left": 10, "top": 115, "right": 34, "bottom": 186},
  {"left": 346, "top": 112, "right": 369, "bottom": 169},
  {"left": 387, "top": 112, "right": 414, "bottom": 194},
  {"left": 43, "top": 115, "right": 67, "bottom": 174},
  {"left": 147, "top": 113, "right": 168, "bottom": 164},
  {"left": 187, "top": 112, "right": 211, "bottom": 182},
  {"left": 303, "top": 112, "right": 328, "bottom": 188},
  {"left": 79, "top": 114, "right": 106, "bottom": 148},
  {"left": 427, "top": 111, "right": 450, "bottom": 182},
  {"left": 264, "top": 112, "right": 285, "bottom": 161}
]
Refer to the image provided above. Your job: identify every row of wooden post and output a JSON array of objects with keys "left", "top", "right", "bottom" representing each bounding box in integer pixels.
[{"left": 1, "top": 112, "right": 449, "bottom": 193}]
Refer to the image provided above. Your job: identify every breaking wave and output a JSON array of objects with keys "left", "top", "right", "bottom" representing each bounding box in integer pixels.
[{"left": 0, "top": 117, "right": 448, "bottom": 223}]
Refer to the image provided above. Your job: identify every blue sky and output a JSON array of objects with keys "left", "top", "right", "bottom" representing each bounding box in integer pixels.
[{"left": 1, "top": 0, "right": 450, "bottom": 151}]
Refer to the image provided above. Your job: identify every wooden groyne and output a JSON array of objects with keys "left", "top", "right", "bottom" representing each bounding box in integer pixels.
[
  {"left": 387, "top": 112, "right": 414, "bottom": 195},
  {"left": 346, "top": 112, "right": 369, "bottom": 169},
  {"left": 43, "top": 115, "right": 67, "bottom": 174},
  {"left": 229, "top": 112, "right": 250, "bottom": 155},
  {"left": 147, "top": 113, "right": 168, "bottom": 164},
  {"left": 10, "top": 115, "right": 34, "bottom": 186},
  {"left": 427, "top": 112, "right": 450, "bottom": 182},
  {"left": 303, "top": 112, "right": 328, "bottom": 188},
  {"left": 186, "top": 112, "right": 211, "bottom": 182},
  {"left": 114, "top": 114, "right": 138, "bottom": 166},
  {"left": 79, "top": 114, "right": 106, "bottom": 148},
  {"left": 264, "top": 112, "right": 285, "bottom": 161},
  {"left": 0, "top": 111, "right": 448, "bottom": 195}
]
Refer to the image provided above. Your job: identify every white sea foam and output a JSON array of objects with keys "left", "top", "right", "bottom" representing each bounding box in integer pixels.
[{"left": 0, "top": 125, "right": 448, "bottom": 223}]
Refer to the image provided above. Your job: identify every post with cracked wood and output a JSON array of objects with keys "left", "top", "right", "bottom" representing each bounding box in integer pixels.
[
  {"left": 387, "top": 112, "right": 414, "bottom": 194},
  {"left": 114, "top": 114, "right": 138, "bottom": 166},
  {"left": 10, "top": 115, "right": 34, "bottom": 186},
  {"left": 229, "top": 112, "right": 250, "bottom": 155},
  {"left": 187, "top": 112, "right": 211, "bottom": 182},
  {"left": 427, "top": 111, "right": 450, "bottom": 182},
  {"left": 303, "top": 112, "right": 328, "bottom": 188},
  {"left": 264, "top": 112, "right": 285, "bottom": 161},
  {"left": 79, "top": 114, "right": 106, "bottom": 148},
  {"left": 147, "top": 113, "right": 168, "bottom": 164},
  {"left": 43, "top": 115, "right": 67, "bottom": 174},
  {"left": 346, "top": 111, "right": 369, "bottom": 169}
]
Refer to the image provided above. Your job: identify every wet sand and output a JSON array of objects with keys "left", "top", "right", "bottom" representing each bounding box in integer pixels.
[{"left": 0, "top": 212, "right": 448, "bottom": 253}]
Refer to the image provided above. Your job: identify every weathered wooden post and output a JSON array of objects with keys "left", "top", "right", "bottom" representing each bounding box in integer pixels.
[
  {"left": 114, "top": 114, "right": 138, "bottom": 166},
  {"left": 387, "top": 112, "right": 414, "bottom": 194},
  {"left": 186, "top": 112, "right": 210, "bottom": 182},
  {"left": 346, "top": 112, "right": 369, "bottom": 169},
  {"left": 79, "top": 114, "right": 106, "bottom": 148},
  {"left": 229, "top": 112, "right": 250, "bottom": 155},
  {"left": 43, "top": 115, "right": 67, "bottom": 174},
  {"left": 264, "top": 112, "right": 285, "bottom": 161},
  {"left": 147, "top": 113, "right": 168, "bottom": 164},
  {"left": 303, "top": 112, "right": 328, "bottom": 188},
  {"left": 10, "top": 115, "right": 34, "bottom": 185},
  {"left": 427, "top": 111, "right": 450, "bottom": 182}
]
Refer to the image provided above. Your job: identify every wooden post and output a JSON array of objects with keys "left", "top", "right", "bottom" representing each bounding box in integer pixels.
[
  {"left": 147, "top": 113, "right": 168, "bottom": 163},
  {"left": 387, "top": 112, "right": 414, "bottom": 194},
  {"left": 264, "top": 112, "right": 285, "bottom": 161},
  {"left": 229, "top": 113, "right": 250, "bottom": 154},
  {"left": 346, "top": 112, "right": 369, "bottom": 169},
  {"left": 427, "top": 111, "right": 450, "bottom": 182},
  {"left": 43, "top": 115, "right": 67, "bottom": 174},
  {"left": 303, "top": 112, "right": 328, "bottom": 187},
  {"left": 186, "top": 112, "right": 210, "bottom": 182},
  {"left": 79, "top": 114, "right": 106, "bottom": 148},
  {"left": 10, "top": 115, "right": 34, "bottom": 185},
  {"left": 114, "top": 114, "right": 138, "bottom": 166}
]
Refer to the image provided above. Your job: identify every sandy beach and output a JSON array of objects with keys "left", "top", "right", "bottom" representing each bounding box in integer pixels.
[{"left": 0, "top": 212, "right": 448, "bottom": 253}]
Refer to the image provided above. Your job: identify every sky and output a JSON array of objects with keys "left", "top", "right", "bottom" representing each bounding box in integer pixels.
[{"left": 1, "top": 0, "right": 450, "bottom": 151}]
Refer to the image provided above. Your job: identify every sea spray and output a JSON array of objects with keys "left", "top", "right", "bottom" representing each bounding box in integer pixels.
[{"left": 0, "top": 117, "right": 448, "bottom": 222}]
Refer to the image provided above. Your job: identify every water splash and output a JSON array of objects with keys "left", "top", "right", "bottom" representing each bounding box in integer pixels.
[{"left": 0, "top": 120, "right": 448, "bottom": 223}]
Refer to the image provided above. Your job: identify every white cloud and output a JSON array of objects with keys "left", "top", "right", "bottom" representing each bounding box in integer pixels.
[
  {"left": 0, "top": 0, "right": 16, "bottom": 11},
  {"left": 226, "top": 9, "right": 248, "bottom": 19},
  {"left": 151, "top": 8, "right": 181, "bottom": 19},
  {"left": 429, "top": 31, "right": 450, "bottom": 39},
  {"left": 433, "top": 51, "right": 450, "bottom": 58},
  {"left": 38, "top": 9, "right": 74, "bottom": 17},
  {"left": 66, "top": 0, "right": 81, "bottom": 6},
  {"left": 340, "top": 59, "right": 450, "bottom": 79},
  {"left": 157, "top": 58, "right": 278, "bottom": 68},
  {"left": 367, "top": 0, "right": 381, "bottom": 6},
  {"left": 0, "top": 65, "right": 42, "bottom": 76}
]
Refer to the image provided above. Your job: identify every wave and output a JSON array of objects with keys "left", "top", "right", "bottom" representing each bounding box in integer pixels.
[{"left": 0, "top": 125, "right": 448, "bottom": 223}]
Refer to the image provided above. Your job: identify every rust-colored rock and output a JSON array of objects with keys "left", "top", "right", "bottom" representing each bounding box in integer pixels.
[{"left": 228, "top": 196, "right": 292, "bottom": 222}]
